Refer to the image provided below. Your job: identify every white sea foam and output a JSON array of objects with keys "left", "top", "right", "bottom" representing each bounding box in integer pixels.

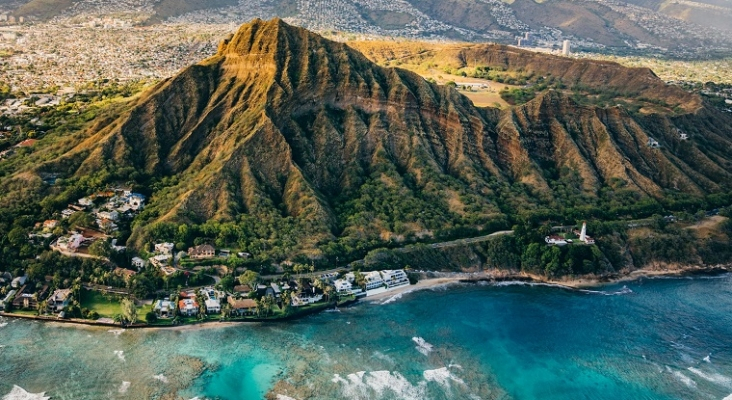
[
  {"left": 380, "top": 292, "right": 407, "bottom": 305},
  {"left": 722, "top": 394, "right": 732, "bottom": 400},
  {"left": 687, "top": 367, "right": 732, "bottom": 388},
  {"left": 412, "top": 337, "right": 434, "bottom": 356},
  {"left": 118, "top": 381, "right": 130, "bottom": 394},
  {"left": 108, "top": 329, "right": 125, "bottom": 336},
  {"left": 494, "top": 281, "right": 559, "bottom": 288},
  {"left": 332, "top": 371, "right": 425, "bottom": 400},
  {"left": 704, "top": 354, "right": 712, "bottom": 363},
  {"left": 0, "top": 322, "right": 8, "bottom": 328},
  {"left": 372, "top": 351, "right": 396, "bottom": 365},
  {"left": 423, "top": 367, "right": 465, "bottom": 388},
  {"left": 580, "top": 285, "right": 633, "bottom": 296},
  {"left": 114, "top": 350, "right": 125, "bottom": 361},
  {"left": 670, "top": 370, "right": 697, "bottom": 388},
  {"left": 1, "top": 385, "right": 50, "bottom": 400},
  {"left": 152, "top": 374, "right": 168, "bottom": 383}
]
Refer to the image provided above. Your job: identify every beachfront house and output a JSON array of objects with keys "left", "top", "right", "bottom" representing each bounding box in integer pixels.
[
  {"left": 203, "top": 287, "right": 221, "bottom": 314},
  {"left": 292, "top": 293, "right": 323, "bottom": 307},
  {"left": 228, "top": 297, "right": 257, "bottom": 316},
  {"left": 334, "top": 279, "right": 353, "bottom": 294},
  {"left": 363, "top": 271, "right": 385, "bottom": 291},
  {"left": 154, "top": 299, "right": 175, "bottom": 318},
  {"left": 178, "top": 298, "right": 199, "bottom": 317},
  {"left": 205, "top": 298, "right": 221, "bottom": 314},
  {"left": 47, "top": 289, "right": 72, "bottom": 312},
  {"left": 380, "top": 270, "right": 410, "bottom": 288},
  {"left": 12, "top": 285, "right": 39, "bottom": 310}
]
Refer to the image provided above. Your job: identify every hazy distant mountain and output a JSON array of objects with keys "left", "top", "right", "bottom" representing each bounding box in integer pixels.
[
  {"left": 2, "top": 19, "right": 731, "bottom": 259},
  {"left": 4, "top": 0, "right": 732, "bottom": 56}
]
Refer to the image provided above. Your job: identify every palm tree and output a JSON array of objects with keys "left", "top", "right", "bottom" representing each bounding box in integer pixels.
[
  {"left": 281, "top": 290, "right": 293, "bottom": 315},
  {"left": 323, "top": 285, "right": 335, "bottom": 303},
  {"left": 262, "top": 294, "right": 274, "bottom": 317},
  {"left": 354, "top": 270, "right": 367, "bottom": 291},
  {"left": 312, "top": 278, "right": 324, "bottom": 295},
  {"left": 255, "top": 298, "right": 265, "bottom": 317}
]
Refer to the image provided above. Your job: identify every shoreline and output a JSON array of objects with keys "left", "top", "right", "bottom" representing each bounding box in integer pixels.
[{"left": 2, "top": 265, "right": 729, "bottom": 330}]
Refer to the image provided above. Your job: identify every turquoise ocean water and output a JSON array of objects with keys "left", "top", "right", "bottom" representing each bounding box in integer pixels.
[{"left": 1, "top": 274, "right": 731, "bottom": 399}]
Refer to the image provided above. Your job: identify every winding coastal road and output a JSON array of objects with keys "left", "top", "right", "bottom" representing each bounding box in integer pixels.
[{"left": 261, "top": 230, "right": 514, "bottom": 280}]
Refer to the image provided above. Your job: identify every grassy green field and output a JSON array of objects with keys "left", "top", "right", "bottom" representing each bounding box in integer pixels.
[{"left": 79, "top": 289, "right": 150, "bottom": 322}]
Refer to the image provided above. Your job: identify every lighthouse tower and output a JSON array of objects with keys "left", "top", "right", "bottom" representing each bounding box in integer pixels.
[{"left": 579, "top": 222, "right": 587, "bottom": 243}]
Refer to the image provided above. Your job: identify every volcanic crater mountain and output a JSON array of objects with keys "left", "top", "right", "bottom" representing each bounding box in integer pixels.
[{"left": 3, "top": 18, "right": 732, "bottom": 259}]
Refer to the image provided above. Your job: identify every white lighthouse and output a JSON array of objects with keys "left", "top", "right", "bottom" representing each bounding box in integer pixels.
[{"left": 579, "top": 221, "right": 587, "bottom": 242}]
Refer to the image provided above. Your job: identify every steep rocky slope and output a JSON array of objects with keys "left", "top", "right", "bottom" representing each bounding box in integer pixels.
[{"left": 2, "top": 19, "right": 731, "bottom": 258}]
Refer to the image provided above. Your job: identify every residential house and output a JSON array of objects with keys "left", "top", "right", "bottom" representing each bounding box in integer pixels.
[
  {"left": 233, "top": 284, "right": 252, "bottom": 296},
  {"left": 205, "top": 298, "right": 221, "bottom": 314},
  {"left": 292, "top": 293, "right": 323, "bottom": 307},
  {"left": 363, "top": 271, "right": 385, "bottom": 291},
  {"left": 78, "top": 197, "right": 94, "bottom": 207},
  {"left": 61, "top": 209, "right": 77, "bottom": 219},
  {"left": 154, "top": 242, "right": 175, "bottom": 255},
  {"left": 12, "top": 285, "right": 38, "bottom": 310},
  {"left": 334, "top": 279, "right": 353, "bottom": 294},
  {"left": 47, "top": 289, "right": 72, "bottom": 312},
  {"left": 113, "top": 268, "right": 137, "bottom": 282},
  {"left": 269, "top": 282, "right": 282, "bottom": 298},
  {"left": 178, "top": 298, "right": 199, "bottom": 317},
  {"left": 11, "top": 275, "right": 27, "bottom": 288},
  {"left": 55, "top": 233, "right": 85, "bottom": 252},
  {"left": 0, "top": 289, "right": 16, "bottom": 310},
  {"left": 227, "top": 297, "right": 257, "bottom": 316},
  {"left": 188, "top": 244, "right": 215, "bottom": 259},
  {"left": 131, "top": 257, "right": 146, "bottom": 269},
  {"left": 127, "top": 193, "right": 145, "bottom": 210},
  {"left": 545, "top": 235, "right": 568, "bottom": 246},
  {"left": 97, "top": 210, "right": 119, "bottom": 222},
  {"left": 153, "top": 299, "right": 175, "bottom": 318},
  {"left": 43, "top": 220, "right": 59, "bottom": 230},
  {"left": 380, "top": 270, "right": 409, "bottom": 288},
  {"left": 202, "top": 287, "right": 221, "bottom": 314},
  {"left": 149, "top": 254, "right": 171, "bottom": 268}
]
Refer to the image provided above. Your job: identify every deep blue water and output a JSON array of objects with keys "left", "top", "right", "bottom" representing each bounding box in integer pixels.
[{"left": 1, "top": 274, "right": 731, "bottom": 399}]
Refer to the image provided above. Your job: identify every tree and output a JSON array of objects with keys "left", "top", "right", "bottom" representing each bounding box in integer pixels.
[
  {"left": 237, "top": 270, "right": 259, "bottom": 287},
  {"left": 89, "top": 240, "right": 112, "bottom": 258},
  {"left": 121, "top": 298, "right": 137, "bottom": 324},
  {"left": 353, "top": 270, "right": 366, "bottom": 290},
  {"left": 281, "top": 290, "right": 293, "bottom": 315},
  {"left": 145, "top": 311, "right": 157, "bottom": 323}
]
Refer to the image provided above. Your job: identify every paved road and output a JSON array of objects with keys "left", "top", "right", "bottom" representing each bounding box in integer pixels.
[
  {"left": 428, "top": 230, "right": 514, "bottom": 249},
  {"left": 261, "top": 230, "right": 514, "bottom": 280}
]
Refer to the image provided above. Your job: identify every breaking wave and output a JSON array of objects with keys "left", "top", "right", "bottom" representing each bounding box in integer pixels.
[
  {"left": 1, "top": 385, "right": 50, "bottom": 400},
  {"left": 412, "top": 337, "right": 434, "bottom": 356}
]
